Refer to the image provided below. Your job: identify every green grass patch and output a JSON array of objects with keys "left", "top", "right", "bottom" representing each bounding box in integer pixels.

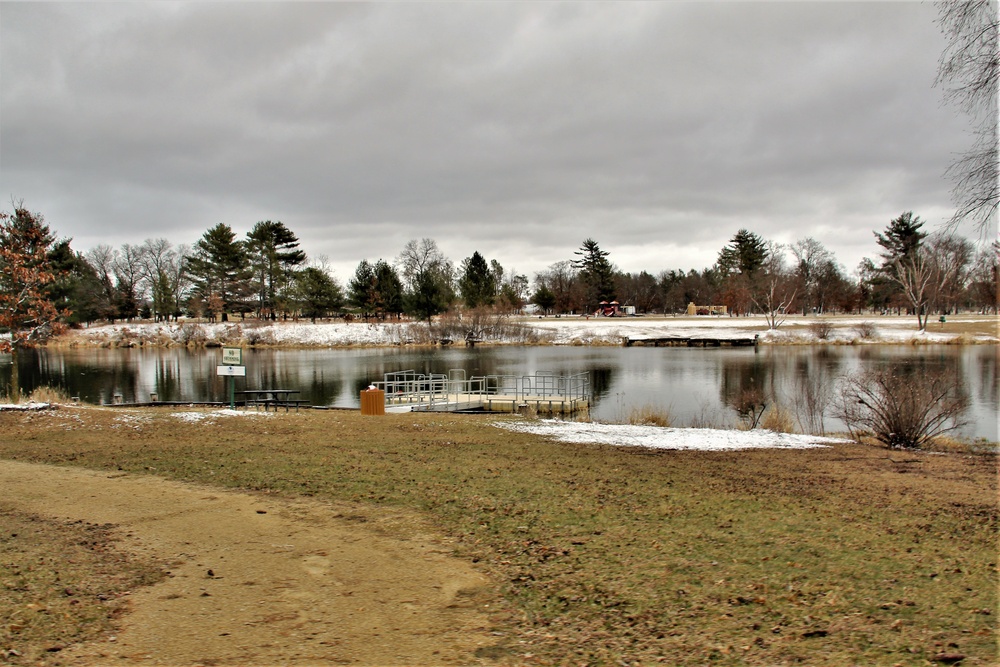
[{"left": 0, "top": 407, "right": 996, "bottom": 665}]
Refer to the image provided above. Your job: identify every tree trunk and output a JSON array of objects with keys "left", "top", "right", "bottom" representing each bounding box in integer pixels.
[{"left": 9, "top": 344, "right": 20, "bottom": 403}]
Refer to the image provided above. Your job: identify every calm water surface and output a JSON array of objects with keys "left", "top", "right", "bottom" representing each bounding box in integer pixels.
[{"left": 3, "top": 345, "right": 996, "bottom": 440}]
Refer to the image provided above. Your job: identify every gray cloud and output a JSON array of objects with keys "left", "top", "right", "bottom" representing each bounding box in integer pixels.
[{"left": 0, "top": 1, "right": 973, "bottom": 282}]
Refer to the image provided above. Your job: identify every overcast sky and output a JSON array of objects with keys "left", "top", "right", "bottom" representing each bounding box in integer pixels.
[{"left": 0, "top": 1, "right": 979, "bottom": 284}]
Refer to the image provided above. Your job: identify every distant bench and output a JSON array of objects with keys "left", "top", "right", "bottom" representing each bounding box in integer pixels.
[{"left": 238, "top": 390, "right": 308, "bottom": 412}]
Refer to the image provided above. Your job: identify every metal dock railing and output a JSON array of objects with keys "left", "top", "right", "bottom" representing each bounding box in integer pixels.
[{"left": 375, "top": 369, "right": 590, "bottom": 414}]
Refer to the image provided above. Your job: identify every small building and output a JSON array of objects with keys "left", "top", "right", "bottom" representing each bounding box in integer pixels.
[{"left": 686, "top": 302, "right": 728, "bottom": 316}]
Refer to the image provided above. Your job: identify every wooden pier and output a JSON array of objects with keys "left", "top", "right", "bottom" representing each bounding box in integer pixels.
[{"left": 624, "top": 336, "right": 758, "bottom": 348}]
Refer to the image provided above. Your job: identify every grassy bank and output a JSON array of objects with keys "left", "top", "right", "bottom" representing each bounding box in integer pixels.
[{"left": 0, "top": 407, "right": 996, "bottom": 665}]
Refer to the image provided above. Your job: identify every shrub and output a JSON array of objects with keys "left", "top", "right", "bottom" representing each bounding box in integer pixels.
[
  {"left": 854, "top": 321, "right": 878, "bottom": 340},
  {"left": 244, "top": 326, "right": 276, "bottom": 346},
  {"left": 810, "top": 321, "right": 834, "bottom": 340},
  {"left": 216, "top": 324, "right": 243, "bottom": 345},
  {"left": 729, "top": 385, "right": 769, "bottom": 429},
  {"left": 177, "top": 324, "right": 207, "bottom": 345},
  {"left": 834, "top": 364, "right": 969, "bottom": 449},
  {"left": 422, "top": 309, "right": 542, "bottom": 345}
]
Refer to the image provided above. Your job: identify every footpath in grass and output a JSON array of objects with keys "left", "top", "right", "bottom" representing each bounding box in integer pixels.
[{"left": 0, "top": 407, "right": 996, "bottom": 666}]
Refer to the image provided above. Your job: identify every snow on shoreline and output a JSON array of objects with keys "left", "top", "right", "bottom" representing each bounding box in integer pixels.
[
  {"left": 57, "top": 314, "right": 998, "bottom": 348},
  {"left": 494, "top": 419, "right": 848, "bottom": 451}
]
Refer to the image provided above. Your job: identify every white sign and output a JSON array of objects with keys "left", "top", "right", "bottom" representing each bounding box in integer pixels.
[
  {"left": 222, "top": 347, "right": 243, "bottom": 365},
  {"left": 217, "top": 365, "right": 247, "bottom": 377}
]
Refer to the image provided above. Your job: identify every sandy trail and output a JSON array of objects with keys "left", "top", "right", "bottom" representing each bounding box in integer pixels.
[{"left": 0, "top": 460, "right": 499, "bottom": 665}]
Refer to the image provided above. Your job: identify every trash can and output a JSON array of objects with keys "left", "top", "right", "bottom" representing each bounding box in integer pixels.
[{"left": 360, "top": 388, "right": 385, "bottom": 416}]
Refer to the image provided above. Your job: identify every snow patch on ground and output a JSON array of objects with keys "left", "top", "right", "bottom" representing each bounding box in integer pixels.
[
  {"left": 171, "top": 409, "right": 274, "bottom": 423},
  {"left": 0, "top": 402, "right": 51, "bottom": 411},
  {"left": 494, "top": 419, "right": 849, "bottom": 451}
]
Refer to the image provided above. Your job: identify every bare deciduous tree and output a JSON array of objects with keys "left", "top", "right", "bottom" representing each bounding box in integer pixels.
[
  {"left": 936, "top": 0, "right": 999, "bottom": 235},
  {"left": 891, "top": 245, "right": 941, "bottom": 330},
  {"left": 926, "top": 233, "right": 975, "bottom": 314},
  {"left": 751, "top": 242, "right": 797, "bottom": 329}
]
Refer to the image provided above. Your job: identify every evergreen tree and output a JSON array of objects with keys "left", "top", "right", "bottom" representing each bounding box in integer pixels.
[
  {"left": 872, "top": 212, "right": 928, "bottom": 313},
  {"left": 459, "top": 251, "right": 496, "bottom": 309},
  {"left": 47, "top": 240, "right": 104, "bottom": 325},
  {"left": 294, "top": 267, "right": 343, "bottom": 323},
  {"left": 717, "top": 229, "right": 769, "bottom": 277},
  {"left": 185, "top": 224, "right": 250, "bottom": 321},
  {"left": 373, "top": 260, "right": 404, "bottom": 318},
  {"left": 348, "top": 259, "right": 403, "bottom": 319},
  {"left": 246, "top": 220, "right": 306, "bottom": 319},
  {"left": 348, "top": 260, "right": 377, "bottom": 315},
  {"left": 405, "top": 268, "right": 452, "bottom": 322},
  {"left": 531, "top": 285, "right": 556, "bottom": 314},
  {"left": 572, "top": 238, "right": 615, "bottom": 307},
  {"left": 875, "top": 211, "right": 926, "bottom": 267}
]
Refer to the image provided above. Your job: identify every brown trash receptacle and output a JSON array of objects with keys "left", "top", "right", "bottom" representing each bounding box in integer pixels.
[{"left": 360, "top": 388, "right": 385, "bottom": 416}]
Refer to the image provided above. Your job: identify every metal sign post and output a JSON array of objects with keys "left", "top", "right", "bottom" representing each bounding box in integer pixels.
[{"left": 219, "top": 347, "right": 245, "bottom": 409}]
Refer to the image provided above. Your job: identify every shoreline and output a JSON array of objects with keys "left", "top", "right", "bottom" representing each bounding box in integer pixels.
[{"left": 41, "top": 313, "right": 1000, "bottom": 349}]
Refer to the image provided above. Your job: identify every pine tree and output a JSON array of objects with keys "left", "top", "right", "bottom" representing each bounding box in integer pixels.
[
  {"left": 246, "top": 221, "right": 306, "bottom": 320},
  {"left": 185, "top": 224, "right": 250, "bottom": 321},
  {"left": 295, "top": 267, "right": 343, "bottom": 323},
  {"left": 718, "top": 229, "right": 769, "bottom": 277},
  {"left": 573, "top": 238, "right": 615, "bottom": 307},
  {"left": 875, "top": 212, "right": 927, "bottom": 268},
  {"left": 459, "top": 251, "right": 497, "bottom": 309}
]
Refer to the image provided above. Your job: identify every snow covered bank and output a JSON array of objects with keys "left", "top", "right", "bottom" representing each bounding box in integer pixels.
[
  {"left": 55, "top": 314, "right": 997, "bottom": 348},
  {"left": 527, "top": 314, "right": 998, "bottom": 345},
  {"left": 494, "top": 419, "right": 849, "bottom": 451}
]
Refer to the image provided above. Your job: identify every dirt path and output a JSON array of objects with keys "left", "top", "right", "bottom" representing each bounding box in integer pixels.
[{"left": 0, "top": 460, "right": 500, "bottom": 665}]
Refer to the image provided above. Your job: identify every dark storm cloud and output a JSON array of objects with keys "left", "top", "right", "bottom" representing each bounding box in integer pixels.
[{"left": 0, "top": 1, "right": 969, "bottom": 280}]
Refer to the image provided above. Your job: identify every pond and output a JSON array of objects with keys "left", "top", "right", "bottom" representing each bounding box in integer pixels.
[{"left": 2, "top": 345, "right": 996, "bottom": 441}]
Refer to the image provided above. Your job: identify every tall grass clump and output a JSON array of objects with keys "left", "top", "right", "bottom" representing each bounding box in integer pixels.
[
  {"left": 627, "top": 405, "right": 672, "bottom": 427},
  {"left": 27, "top": 385, "right": 70, "bottom": 404},
  {"left": 760, "top": 404, "right": 795, "bottom": 433}
]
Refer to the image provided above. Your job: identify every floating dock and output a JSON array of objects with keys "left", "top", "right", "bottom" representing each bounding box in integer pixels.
[{"left": 374, "top": 370, "right": 590, "bottom": 415}]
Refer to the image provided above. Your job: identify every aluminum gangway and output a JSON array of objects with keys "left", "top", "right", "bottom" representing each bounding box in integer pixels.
[{"left": 375, "top": 369, "right": 590, "bottom": 414}]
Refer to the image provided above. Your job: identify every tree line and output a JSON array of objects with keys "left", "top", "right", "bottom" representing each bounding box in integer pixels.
[
  {"left": 2, "top": 204, "right": 998, "bottom": 340},
  {"left": 535, "top": 216, "right": 997, "bottom": 326}
]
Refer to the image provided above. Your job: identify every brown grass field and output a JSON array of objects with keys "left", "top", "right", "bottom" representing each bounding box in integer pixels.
[{"left": 0, "top": 406, "right": 996, "bottom": 665}]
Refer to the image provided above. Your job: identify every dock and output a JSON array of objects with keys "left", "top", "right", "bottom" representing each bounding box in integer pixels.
[
  {"left": 374, "top": 370, "right": 590, "bottom": 415},
  {"left": 624, "top": 336, "right": 758, "bottom": 347}
]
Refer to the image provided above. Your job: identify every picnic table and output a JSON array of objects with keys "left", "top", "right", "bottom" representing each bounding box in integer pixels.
[{"left": 236, "top": 390, "right": 308, "bottom": 412}]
